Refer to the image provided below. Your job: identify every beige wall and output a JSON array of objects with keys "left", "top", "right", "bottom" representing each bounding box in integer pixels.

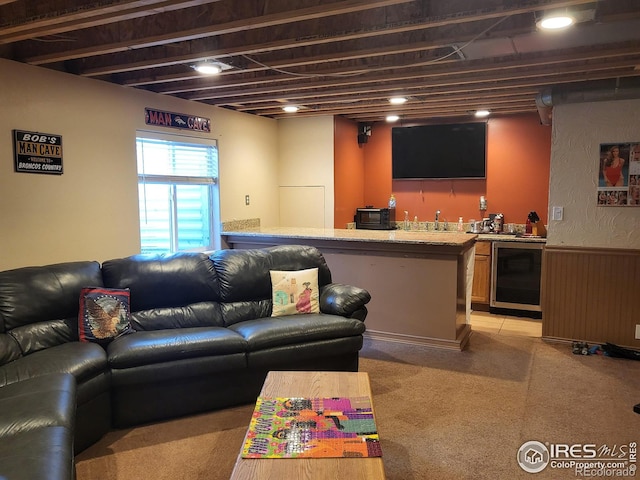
[
  {"left": 0, "top": 59, "right": 278, "bottom": 270},
  {"left": 276, "top": 116, "right": 334, "bottom": 228},
  {"left": 548, "top": 99, "right": 640, "bottom": 249}
]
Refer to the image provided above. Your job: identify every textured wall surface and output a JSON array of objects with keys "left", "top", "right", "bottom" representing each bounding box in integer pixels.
[{"left": 548, "top": 100, "right": 640, "bottom": 249}]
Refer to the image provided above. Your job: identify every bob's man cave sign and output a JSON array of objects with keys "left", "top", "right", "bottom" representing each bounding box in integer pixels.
[{"left": 13, "top": 130, "right": 63, "bottom": 175}]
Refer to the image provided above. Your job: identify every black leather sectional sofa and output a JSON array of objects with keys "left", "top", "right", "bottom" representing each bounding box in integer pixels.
[{"left": 0, "top": 245, "right": 370, "bottom": 480}]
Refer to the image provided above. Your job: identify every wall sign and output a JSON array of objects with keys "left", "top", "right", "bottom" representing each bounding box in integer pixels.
[
  {"left": 13, "top": 130, "right": 63, "bottom": 175},
  {"left": 144, "top": 108, "right": 210, "bottom": 132},
  {"left": 597, "top": 143, "right": 640, "bottom": 206}
]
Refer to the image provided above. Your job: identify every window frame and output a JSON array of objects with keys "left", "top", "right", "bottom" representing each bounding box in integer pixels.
[{"left": 136, "top": 130, "right": 221, "bottom": 254}]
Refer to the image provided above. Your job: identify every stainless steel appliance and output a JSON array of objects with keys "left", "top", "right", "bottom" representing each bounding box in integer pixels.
[
  {"left": 355, "top": 207, "right": 396, "bottom": 230},
  {"left": 490, "top": 241, "right": 543, "bottom": 316}
]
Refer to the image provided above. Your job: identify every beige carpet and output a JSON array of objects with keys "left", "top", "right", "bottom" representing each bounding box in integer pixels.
[{"left": 76, "top": 331, "right": 640, "bottom": 479}]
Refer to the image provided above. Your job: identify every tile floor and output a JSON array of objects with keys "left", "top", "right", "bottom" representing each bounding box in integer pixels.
[{"left": 469, "top": 310, "right": 542, "bottom": 338}]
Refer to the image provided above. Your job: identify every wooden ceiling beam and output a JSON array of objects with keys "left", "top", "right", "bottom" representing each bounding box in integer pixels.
[
  {"left": 271, "top": 101, "right": 539, "bottom": 119},
  {"left": 150, "top": 42, "right": 640, "bottom": 98},
  {"left": 247, "top": 99, "right": 540, "bottom": 119},
  {"left": 118, "top": 23, "right": 535, "bottom": 86},
  {"left": 168, "top": 46, "right": 640, "bottom": 101},
  {"left": 317, "top": 72, "right": 640, "bottom": 122},
  {"left": 233, "top": 89, "right": 540, "bottom": 113},
  {"left": 19, "top": 0, "right": 416, "bottom": 65},
  {"left": 21, "top": 0, "right": 594, "bottom": 66},
  {"left": 190, "top": 64, "right": 639, "bottom": 104},
  {"left": 0, "top": 1, "right": 220, "bottom": 44}
]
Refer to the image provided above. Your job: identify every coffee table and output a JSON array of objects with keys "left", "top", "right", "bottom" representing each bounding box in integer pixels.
[{"left": 230, "top": 371, "right": 386, "bottom": 479}]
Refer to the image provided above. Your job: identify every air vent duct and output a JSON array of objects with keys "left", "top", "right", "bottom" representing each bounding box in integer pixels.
[{"left": 536, "top": 78, "right": 640, "bottom": 126}]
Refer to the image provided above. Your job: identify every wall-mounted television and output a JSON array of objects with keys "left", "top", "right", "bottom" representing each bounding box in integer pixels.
[{"left": 391, "top": 122, "right": 487, "bottom": 180}]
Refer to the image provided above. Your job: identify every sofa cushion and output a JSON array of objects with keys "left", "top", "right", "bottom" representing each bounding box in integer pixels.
[
  {"left": 210, "top": 245, "right": 332, "bottom": 304},
  {"left": 0, "top": 261, "right": 103, "bottom": 332},
  {"left": 0, "top": 426, "right": 75, "bottom": 480},
  {"left": 245, "top": 336, "right": 363, "bottom": 370},
  {"left": 107, "top": 327, "right": 247, "bottom": 369},
  {"left": 0, "top": 373, "right": 75, "bottom": 437},
  {"left": 0, "top": 342, "right": 108, "bottom": 387},
  {"left": 78, "top": 287, "right": 133, "bottom": 344},
  {"left": 228, "top": 314, "right": 366, "bottom": 351},
  {"left": 130, "top": 302, "right": 225, "bottom": 331},
  {"left": 8, "top": 319, "right": 78, "bottom": 358},
  {"left": 219, "top": 300, "right": 272, "bottom": 327},
  {"left": 0, "top": 261, "right": 103, "bottom": 359},
  {"left": 0, "top": 334, "right": 21, "bottom": 366},
  {"left": 270, "top": 268, "right": 320, "bottom": 317},
  {"left": 110, "top": 353, "right": 248, "bottom": 387},
  {"left": 101, "top": 252, "right": 220, "bottom": 312}
]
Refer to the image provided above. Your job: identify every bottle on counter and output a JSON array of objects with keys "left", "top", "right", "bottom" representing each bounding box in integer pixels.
[
  {"left": 457, "top": 216, "right": 464, "bottom": 232},
  {"left": 388, "top": 194, "right": 396, "bottom": 209},
  {"left": 494, "top": 213, "right": 504, "bottom": 233},
  {"left": 525, "top": 218, "right": 532, "bottom": 234}
]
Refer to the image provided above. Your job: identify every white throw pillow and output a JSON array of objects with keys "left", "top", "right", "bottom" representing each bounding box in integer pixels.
[{"left": 270, "top": 268, "right": 320, "bottom": 317}]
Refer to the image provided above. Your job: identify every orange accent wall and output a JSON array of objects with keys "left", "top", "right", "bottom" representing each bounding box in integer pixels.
[
  {"left": 485, "top": 115, "right": 550, "bottom": 225},
  {"left": 334, "top": 113, "right": 551, "bottom": 226},
  {"left": 334, "top": 116, "right": 365, "bottom": 228}
]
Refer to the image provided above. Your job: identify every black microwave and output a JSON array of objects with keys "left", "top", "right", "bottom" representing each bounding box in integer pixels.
[{"left": 355, "top": 208, "right": 396, "bottom": 230}]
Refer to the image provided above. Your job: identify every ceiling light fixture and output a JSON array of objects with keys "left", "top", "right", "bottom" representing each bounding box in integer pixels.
[
  {"left": 192, "top": 60, "right": 224, "bottom": 75},
  {"left": 389, "top": 97, "right": 407, "bottom": 105},
  {"left": 537, "top": 13, "right": 575, "bottom": 30},
  {"left": 282, "top": 105, "right": 299, "bottom": 113},
  {"left": 386, "top": 115, "right": 400, "bottom": 123},
  {"left": 475, "top": 110, "right": 491, "bottom": 118}
]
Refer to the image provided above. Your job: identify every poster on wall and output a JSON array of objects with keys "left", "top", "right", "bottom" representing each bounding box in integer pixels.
[
  {"left": 13, "top": 130, "right": 63, "bottom": 175},
  {"left": 597, "top": 143, "right": 640, "bottom": 206}
]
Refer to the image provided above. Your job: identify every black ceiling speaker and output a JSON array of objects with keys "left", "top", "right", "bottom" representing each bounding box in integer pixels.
[{"left": 357, "top": 123, "right": 372, "bottom": 145}]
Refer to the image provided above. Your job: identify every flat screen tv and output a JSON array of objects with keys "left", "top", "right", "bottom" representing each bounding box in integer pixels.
[{"left": 392, "top": 122, "right": 487, "bottom": 179}]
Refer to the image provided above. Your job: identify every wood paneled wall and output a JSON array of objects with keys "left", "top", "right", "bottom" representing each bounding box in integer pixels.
[{"left": 542, "top": 246, "right": 640, "bottom": 348}]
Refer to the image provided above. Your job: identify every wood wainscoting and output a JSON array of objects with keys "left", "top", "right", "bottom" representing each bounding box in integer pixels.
[{"left": 542, "top": 245, "right": 640, "bottom": 349}]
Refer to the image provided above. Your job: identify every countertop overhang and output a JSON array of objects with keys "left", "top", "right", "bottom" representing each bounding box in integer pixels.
[
  {"left": 221, "top": 227, "right": 478, "bottom": 257},
  {"left": 222, "top": 227, "right": 546, "bottom": 246},
  {"left": 223, "top": 227, "right": 474, "bottom": 245}
]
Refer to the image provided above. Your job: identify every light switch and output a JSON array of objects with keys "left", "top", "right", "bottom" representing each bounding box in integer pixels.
[
  {"left": 552, "top": 206, "right": 563, "bottom": 221},
  {"left": 245, "top": 195, "right": 250, "bottom": 205}
]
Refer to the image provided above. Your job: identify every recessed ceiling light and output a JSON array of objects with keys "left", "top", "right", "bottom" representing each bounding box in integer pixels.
[
  {"left": 389, "top": 97, "right": 407, "bottom": 105},
  {"left": 282, "top": 105, "right": 299, "bottom": 113},
  {"left": 386, "top": 115, "right": 400, "bottom": 122},
  {"left": 538, "top": 14, "right": 574, "bottom": 30},
  {"left": 192, "top": 61, "right": 224, "bottom": 75},
  {"left": 475, "top": 109, "right": 491, "bottom": 118}
]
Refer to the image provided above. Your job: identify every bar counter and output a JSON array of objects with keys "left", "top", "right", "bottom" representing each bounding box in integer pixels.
[{"left": 222, "top": 227, "right": 477, "bottom": 351}]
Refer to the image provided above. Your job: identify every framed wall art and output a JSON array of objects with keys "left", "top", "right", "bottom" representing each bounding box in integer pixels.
[{"left": 597, "top": 143, "right": 640, "bottom": 206}]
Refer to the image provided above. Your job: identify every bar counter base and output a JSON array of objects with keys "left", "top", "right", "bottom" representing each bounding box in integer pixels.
[
  {"left": 222, "top": 229, "right": 476, "bottom": 352},
  {"left": 365, "top": 323, "right": 472, "bottom": 351}
]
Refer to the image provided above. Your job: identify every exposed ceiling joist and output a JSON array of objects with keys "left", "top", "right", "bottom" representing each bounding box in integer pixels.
[{"left": 2, "top": 0, "right": 640, "bottom": 124}]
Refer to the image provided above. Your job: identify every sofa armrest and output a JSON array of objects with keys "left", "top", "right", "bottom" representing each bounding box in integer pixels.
[{"left": 319, "top": 283, "right": 371, "bottom": 320}]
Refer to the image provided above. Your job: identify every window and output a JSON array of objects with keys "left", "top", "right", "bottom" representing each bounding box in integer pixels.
[{"left": 136, "top": 135, "right": 220, "bottom": 254}]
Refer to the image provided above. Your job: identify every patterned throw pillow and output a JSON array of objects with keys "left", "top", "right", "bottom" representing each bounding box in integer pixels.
[
  {"left": 270, "top": 268, "right": 320, "bottom": 317},
  {"left": 79, "top": 287, "right": 134, "bottom": 343}
]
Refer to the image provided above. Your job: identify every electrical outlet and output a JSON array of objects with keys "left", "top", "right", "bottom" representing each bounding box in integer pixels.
[
  {"left": 245, "top": 195, "right": 250, "bottom": 206},
  {"left": 635, "top": 324, "right": 640, "bottom": 340},
  {"left": 552, "top": 206, "right": 563, "bottom": 221}
]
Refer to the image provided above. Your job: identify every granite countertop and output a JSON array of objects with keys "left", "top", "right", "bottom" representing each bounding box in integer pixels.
[
  {"left": 222, "top": 226, "right": 477, "bottom": 246},
  {"left": 223, "top": 226, "right": 547, "bottom": 245}
]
